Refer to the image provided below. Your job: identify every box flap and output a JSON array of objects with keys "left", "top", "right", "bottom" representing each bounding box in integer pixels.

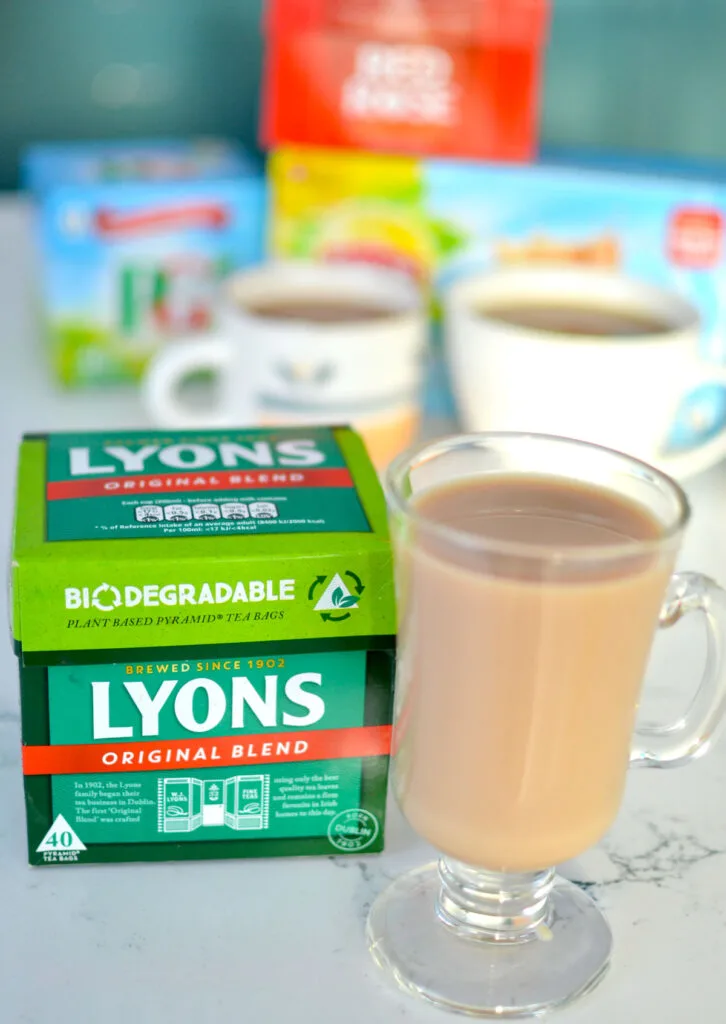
[
  {"left": 23, "top": 138, "right": 261, "bottom": 195},
  {"left": 12, "top": 426, "right": 395, "bottom": 658},
  {"left": 266, "top": 0, "right": 550, "bottom": 46}
]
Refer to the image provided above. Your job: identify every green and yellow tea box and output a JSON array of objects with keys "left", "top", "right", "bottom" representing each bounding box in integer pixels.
[{"left": 11, "top": 425, "right": 395, "bottom": 865}]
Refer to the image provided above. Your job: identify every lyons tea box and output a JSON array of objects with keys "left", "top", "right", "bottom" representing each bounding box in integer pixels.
[
  {"left": 24, "top": 139, "right": 265, "bottom": 387},
  {"left": 270, "top": 145, "right": 726, "bottom": 463},
  {"left": 261, "top": 0, "right": 549, "bottom": 161},
  {"left": 11, "top": 426, "right": 395, "bottom": 865}
]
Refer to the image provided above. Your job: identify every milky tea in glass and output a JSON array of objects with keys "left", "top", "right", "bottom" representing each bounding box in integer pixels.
[
  {"left": 395, "top": 472, "right": 671, "bottom": 872},
  {"left": 368, "top": 433, "right": 726, "bottom": 1018}
]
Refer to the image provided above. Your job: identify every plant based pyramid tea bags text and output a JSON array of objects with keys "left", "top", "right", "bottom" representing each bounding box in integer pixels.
[{"left": 11, "top": 426, "right": 396, "bottom": 865}]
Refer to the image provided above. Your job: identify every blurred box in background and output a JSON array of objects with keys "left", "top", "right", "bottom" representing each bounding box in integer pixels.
[
  {"left": 5, "top": 1, "right": 726, "bottom": 190},
  {"left": 261, "top": 0, "right": 549, "bottom": 161},
  {"left": 24, "top": 138, "right": 265, "bottom": 388},
  {"left": 269, "top": 144, "right": 726, "bottom": 460},
  {"left": 270, "top": 145, "right": 456, "bottom": 288}
]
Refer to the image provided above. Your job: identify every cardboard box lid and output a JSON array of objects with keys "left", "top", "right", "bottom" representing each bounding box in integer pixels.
[
  {"left": 22, "top": 138, "right": 261, "bottom": 195},
  {"left": 11, "top": 425, "right": 395, "bottom": 659},
  {"left": 266, "top": 0, "right": 550, "bottom": 46}
]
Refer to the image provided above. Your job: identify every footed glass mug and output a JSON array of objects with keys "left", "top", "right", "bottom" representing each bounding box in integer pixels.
[{"left": 368, "top": 433, "right": 726, "bottom": 1018}]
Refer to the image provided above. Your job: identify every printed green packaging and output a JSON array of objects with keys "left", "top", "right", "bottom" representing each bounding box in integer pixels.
[
  {"left": 23, "top": 139, "right": 265, "bottom": 388},
  {"left": 11, "top": 425, "right": 396, "bottom": 865}
]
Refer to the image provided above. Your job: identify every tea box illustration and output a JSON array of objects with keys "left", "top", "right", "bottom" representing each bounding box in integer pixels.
[
  {"left": 118, "top": 254, "right": 217, "bottom": 340},
  {"left": 24, "top": 138, "right": 265, "bottom": 387},
  {"left": 158, "top": 775, "right": 270, "bottom": 832},
  {"left": 11, "top": 425, "right": 395, "bottom": 865}
]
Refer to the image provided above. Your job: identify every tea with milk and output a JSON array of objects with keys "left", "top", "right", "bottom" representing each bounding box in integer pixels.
[{"left": 394, "top": 474, "right": 673, "bottom": 872}]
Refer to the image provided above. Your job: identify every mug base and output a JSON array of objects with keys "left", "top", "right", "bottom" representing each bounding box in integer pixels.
[{"left": 367, "top": 863, "right": 612, "bottom": 1018}]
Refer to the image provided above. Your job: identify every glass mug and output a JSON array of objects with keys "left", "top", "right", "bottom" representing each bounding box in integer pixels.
[{"left": 367, "top": 433, "right": 726, "bottom": 1018}]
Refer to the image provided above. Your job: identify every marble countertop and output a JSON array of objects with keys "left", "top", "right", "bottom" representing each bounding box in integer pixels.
[{"left": 2, "top": 197, "right": 726, "bottom": 1024}]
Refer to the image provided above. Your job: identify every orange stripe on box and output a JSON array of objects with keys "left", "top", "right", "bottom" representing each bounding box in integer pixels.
[
  {"left": 22, "top": 725, "right": 392, "bottom": 776},
  {"left": 46, "top": 467, "right": 354, "bottom": 500}
]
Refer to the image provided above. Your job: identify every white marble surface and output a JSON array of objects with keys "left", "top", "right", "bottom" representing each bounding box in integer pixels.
[{"left": 2, "top": 197, "right": 726, "bottom": 1023}]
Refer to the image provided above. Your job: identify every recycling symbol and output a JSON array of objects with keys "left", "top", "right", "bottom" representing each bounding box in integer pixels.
[
  {"left": 91, "top": 582, "right": 122, "bottom": 612},
  {"left": 308, "top": 571, "right": 365, "bottom": 623}
]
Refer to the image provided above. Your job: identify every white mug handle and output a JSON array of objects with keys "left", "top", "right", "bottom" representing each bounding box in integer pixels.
[
  {"left": 658, "top": 364, "right": 726, "bottom": 478},
  {"left": 143, "top": 333, "right": 257, "bottom": 429}
]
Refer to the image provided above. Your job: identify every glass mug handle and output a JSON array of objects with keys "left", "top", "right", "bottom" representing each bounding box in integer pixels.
[{"left": 631, "top": 572, "right": 726, "bottom": 768}]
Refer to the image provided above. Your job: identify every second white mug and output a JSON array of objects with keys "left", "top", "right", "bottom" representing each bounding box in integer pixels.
[{"left": 445, "top": 266, "right": 726, "bottom": 478}]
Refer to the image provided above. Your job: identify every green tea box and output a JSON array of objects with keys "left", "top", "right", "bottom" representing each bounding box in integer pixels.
[{"left": 11, "top": 425, "right": 396, "bottom": 865}]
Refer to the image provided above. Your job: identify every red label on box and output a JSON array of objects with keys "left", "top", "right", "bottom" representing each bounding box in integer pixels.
[
  {"left": 261, "top": 0, "right": 549, "bottom": 160},
  {"left": 668, "top": 208, "right": 724, "bottom": 268},
  {"left": 95, "top": 203, "right": 229, "bottom": 238}
]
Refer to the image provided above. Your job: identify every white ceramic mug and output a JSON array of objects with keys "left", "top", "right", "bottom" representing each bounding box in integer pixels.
[
  {"left": 143, "top": 261, "right": 426, "bottom": 433},
  {"left": 445, "top": 266, "right": 726, "bottom": 478}
]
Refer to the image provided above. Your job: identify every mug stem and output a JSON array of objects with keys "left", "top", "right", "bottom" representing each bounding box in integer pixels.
[{"left": 437, "top": 858, "right": 555, "bottom": 943}]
